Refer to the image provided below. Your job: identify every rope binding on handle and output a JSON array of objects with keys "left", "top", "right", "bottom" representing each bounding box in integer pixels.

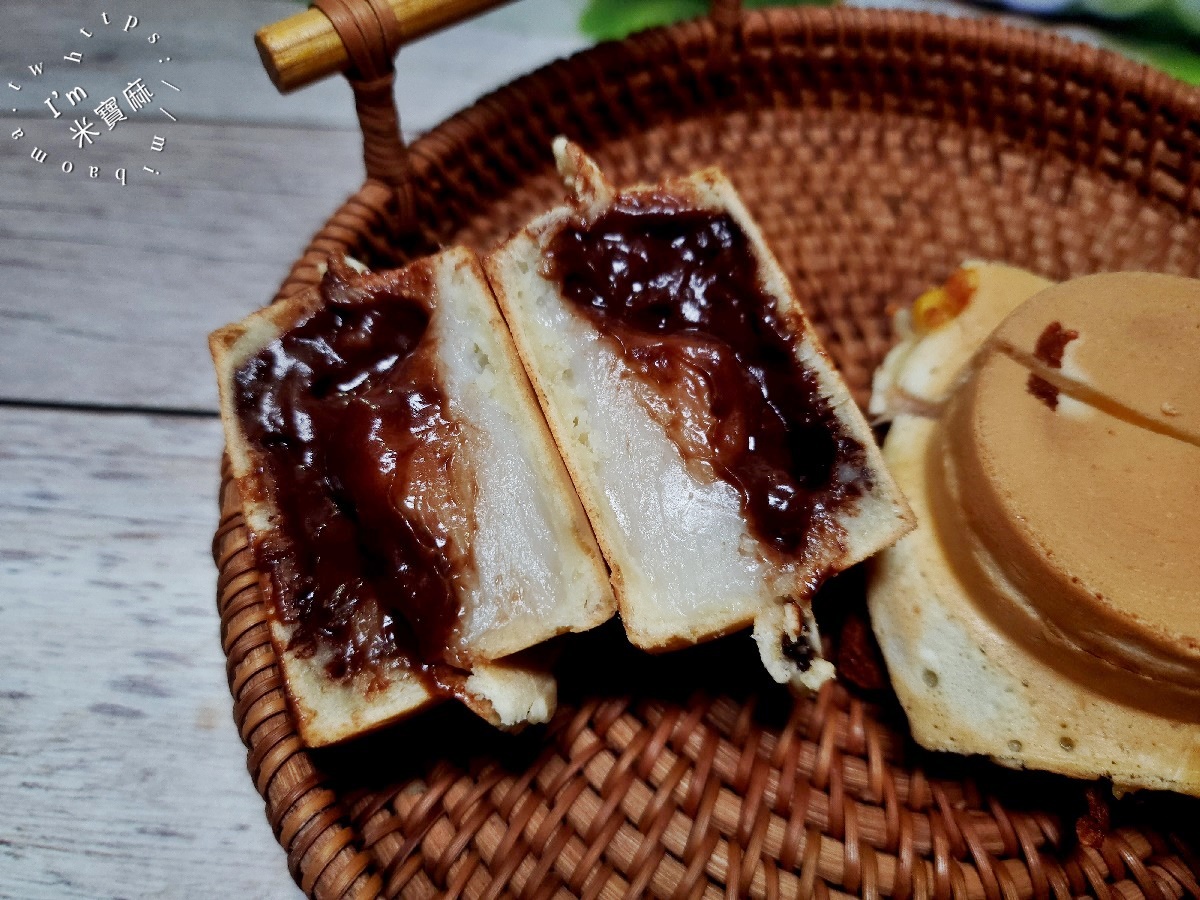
[
  {"left": 295, "top": 0, "right": 748, "bottom": 253},
  {"left": 310, "top": 0, "right": 415, "bottom": 238},
  {"left": 704, "top": 0, "right": 744, "bottom": 101},
  {"left": 709, "top": 0, "right": 744, "bottom": 35}
]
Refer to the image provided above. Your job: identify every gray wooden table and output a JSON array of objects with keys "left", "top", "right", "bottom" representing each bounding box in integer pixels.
[
  {"left": 0, "top": 1, "right": 1120, "bottom": 897},
  {"left": 0, "top": 2, "right": 587, "bottom": 897}
]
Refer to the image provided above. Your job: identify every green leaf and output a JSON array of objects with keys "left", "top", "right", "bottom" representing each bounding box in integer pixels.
[
  {"left": 576, "top": 2, "right": 1198, "bottom": 82},
  {"left": 1105, "top": 33, "right": 1200, "bottom": 83},
  {"left": 578, "top": 0, "right": 834, "bottom": 42},
  {"left": 579, "top": 0, "right": 709, "bottom": 41}
]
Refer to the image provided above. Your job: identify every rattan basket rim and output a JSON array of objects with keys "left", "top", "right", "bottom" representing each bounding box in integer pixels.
[{"left": 218, "top": 6, "right": 1200, "bottom": 899}]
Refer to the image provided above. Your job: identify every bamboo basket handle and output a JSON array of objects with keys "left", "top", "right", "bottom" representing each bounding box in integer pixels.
[
  {"left": 256, "top": 0, "right": 745, "bottom": 93},
  {"left": 255, "top": 0, "right": 745, "bottom": 236},
  {"left": 256, "top": 0, "right": 512, "bottom": 94}
]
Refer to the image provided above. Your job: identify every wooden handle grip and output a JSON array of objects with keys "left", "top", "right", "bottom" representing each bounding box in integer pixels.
[{"left": 256, "top": 0, "right": 514, "bottom": 93}]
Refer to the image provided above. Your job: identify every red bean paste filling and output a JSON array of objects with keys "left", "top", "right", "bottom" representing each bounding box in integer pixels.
[
  {"left": 544, "top": 195, "right": 869, "bottom": 562},
  {"left": 233, "top": 268, "right": 468, "bottom": 685},
  {"left": 1027, "top": 320, "right": 1079, "bottom": 411}
]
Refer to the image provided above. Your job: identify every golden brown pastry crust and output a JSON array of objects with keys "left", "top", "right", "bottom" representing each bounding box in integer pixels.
[
  {"left": 870, "top": 267, "right": 1200, "bottom": 796},
  {"left": 487, "top": 140, "right": 913, "bottom": 688},
  {"left": 210, "top": 248, "right": 614, "bottom": 746}
]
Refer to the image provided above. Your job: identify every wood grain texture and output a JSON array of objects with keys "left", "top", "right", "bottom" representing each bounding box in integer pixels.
[
  {"left": 1, "top": 1, "right": 1133, "bottom": 898},
  {"left": 0, "top": 0, "right": 588, "bottom": 130},
  {"left": 0, "top": 0, "right": 589, "bottom": 413},
  {"left": 0, "top": 408, "right": 301, "bottom": 899},
  {"left": 0, "top": 2, "right": 588, "bottom": 895},
  {"left": 0, "top": 119, "right": 361, "bottom": 411}
]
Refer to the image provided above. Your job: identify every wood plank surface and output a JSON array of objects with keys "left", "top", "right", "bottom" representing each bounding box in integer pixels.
[
  {"left": 0, "top": 2, "right": 590, "bottom": 895},
  {"left": 0, "top": 0, "right": 589, "bottom": 130},
  {"left": 0, "top": 1, "right": 1129, "bottom": 898},
  {"left": 0, "top": 0, "right": 589, "bottom": 413},
  {"left": 0, "top": 120, "right": 361, "bottom": 412},
  {"left": 0, "top": 408, "right": 301, "bottom": 899}
]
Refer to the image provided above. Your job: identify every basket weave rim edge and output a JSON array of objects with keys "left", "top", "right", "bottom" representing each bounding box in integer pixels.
[
  {"left": 396, "top": 6, "right": 1200, "bottom": 194},
  {"left": 222, "top": 8, "right": 1200, "bottom": 899}
]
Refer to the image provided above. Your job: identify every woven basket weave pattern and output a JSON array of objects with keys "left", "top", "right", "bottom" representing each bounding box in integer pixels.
[{"left": 215, "top": 7, "right": 1200, "bottom": 897}]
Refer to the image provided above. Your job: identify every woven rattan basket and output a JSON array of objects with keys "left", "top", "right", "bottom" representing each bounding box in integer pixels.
[{"left": 215, "top": 2, "right": 1200, "bottom": 896}]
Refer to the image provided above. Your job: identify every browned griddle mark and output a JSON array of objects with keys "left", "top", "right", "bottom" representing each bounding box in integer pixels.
[
  {"left": 1033, "top": 320, "right": 1079, "bottom": 368},
  {"left": 780, "top": 612, "right": 814, "bottom": 672},
  {"left": 1027, "top": 321, "right": 1079, "bottom": 410},
  {"left": 1027, "top": 374, "right": 1061, "bottom": 410}
]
